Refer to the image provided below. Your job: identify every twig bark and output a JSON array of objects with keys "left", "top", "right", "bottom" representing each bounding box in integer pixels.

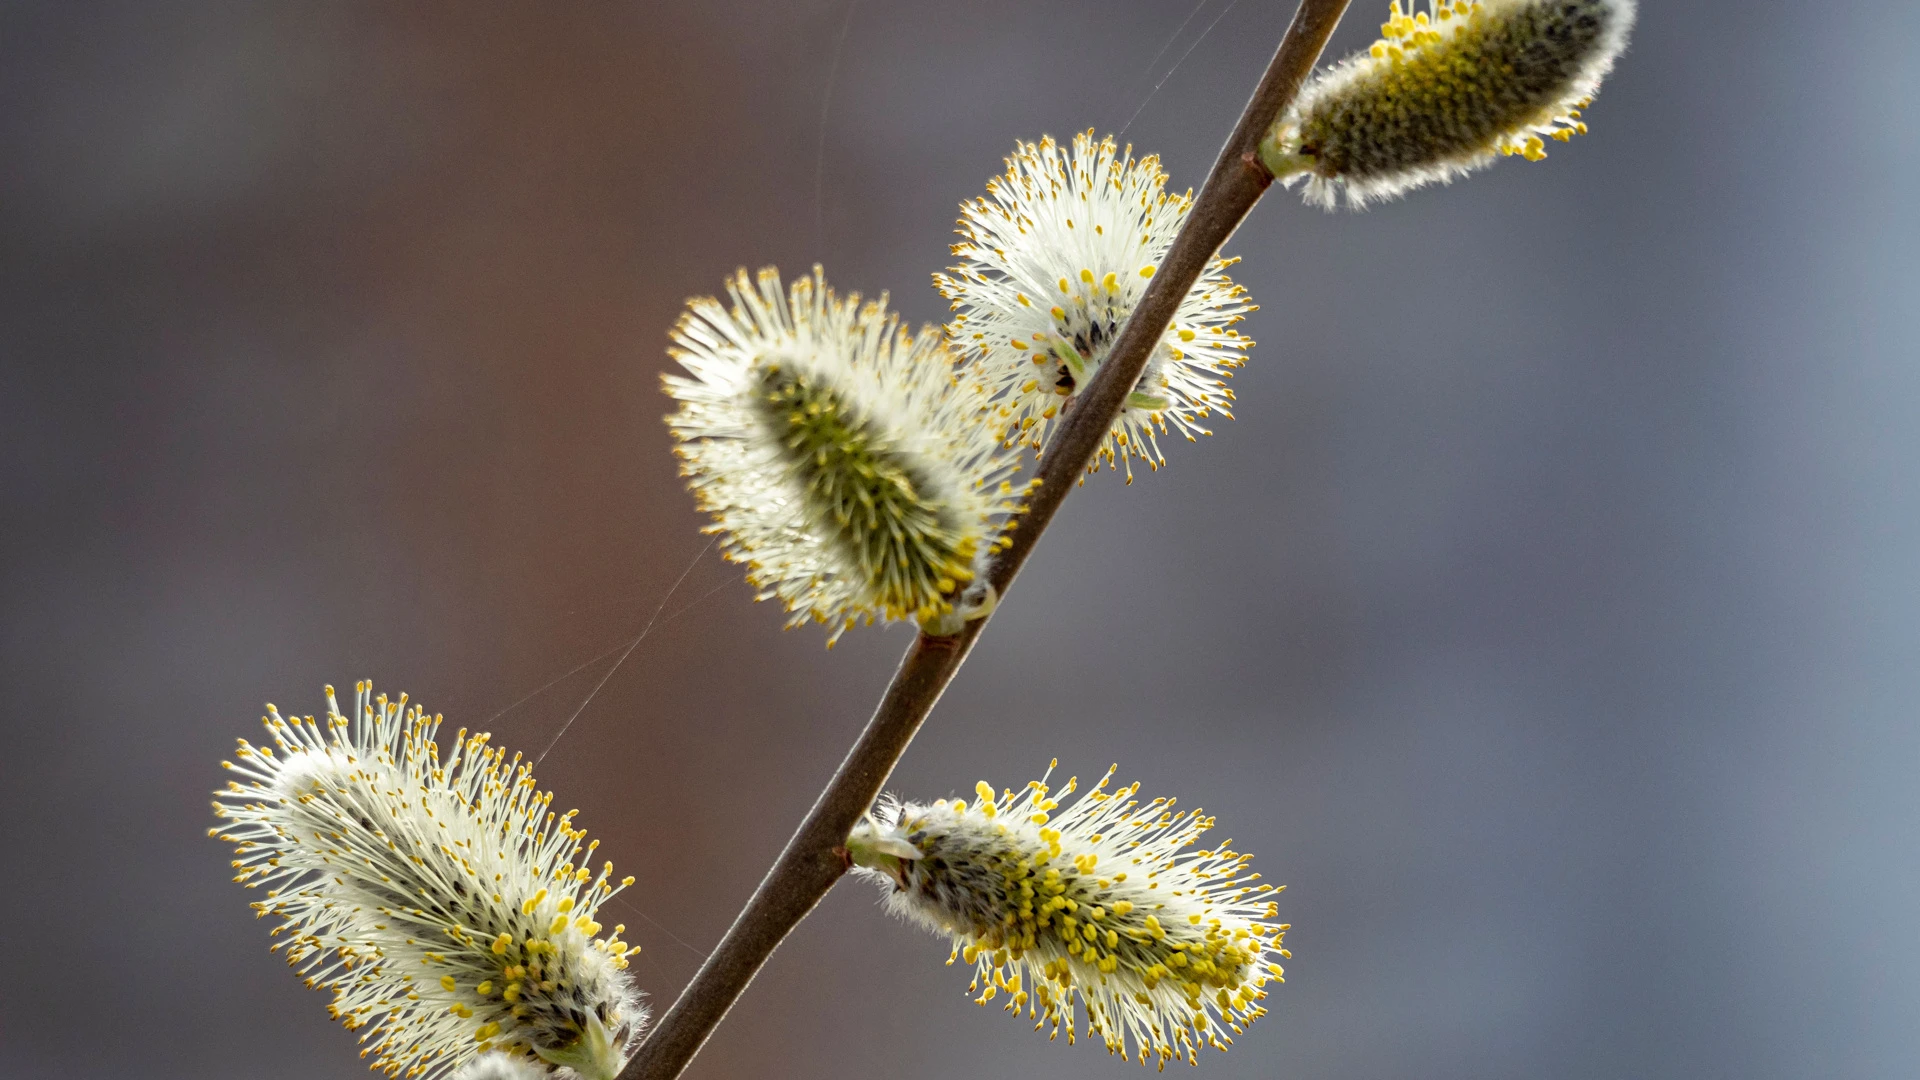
[{"left": 617, "top": 3, "right": 1350, "bottom": 1076}]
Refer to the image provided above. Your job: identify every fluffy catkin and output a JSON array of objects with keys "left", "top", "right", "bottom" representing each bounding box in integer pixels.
[
  {"left": 211, "top": 684, "right": 644, "bottom": 1080},
  {"left": 935, "top": 132, "right": 1256, "bottom": 481},
  {"left": 664, "top": 267, "right": 1031, "bottom": 643},
  {"left": 848, "top": 765, "right": 1289, "bottom": 1068},
  {"left": 1263, "top": 0, "right": 1635, "bottom": 208}
]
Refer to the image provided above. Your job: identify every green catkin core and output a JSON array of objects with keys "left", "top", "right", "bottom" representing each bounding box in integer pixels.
[
  {"left": 1296, "top": 0, "right": 1614, "bottom": 181},
  {"left": 751, "top": 359, "right": 975, "bottom": 620}
]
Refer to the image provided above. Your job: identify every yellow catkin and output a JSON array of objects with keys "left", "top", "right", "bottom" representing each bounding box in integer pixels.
[
  {"left": 211, "top": 683, "right": 644, "bottom": 1080},
  {"left": 934, "top": 132, "right": 1257, "bottom": 482},
  {"left": 665, "top": 268, "right": 1031, "bottom": 644},
  {"left": 848, "top": 764, "right": 1291, "bottom": 1067},
  {"left": 1262, "top": 0, "right": 1635, "bottom": 208}
]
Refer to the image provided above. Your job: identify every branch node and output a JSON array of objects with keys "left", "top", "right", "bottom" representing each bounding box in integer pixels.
[
  {"left": 1241, "top": 150, "right": 1276, "bottom": 190},
  {"left": 915, "top": 631, "right": 963, "bottom": 656}
]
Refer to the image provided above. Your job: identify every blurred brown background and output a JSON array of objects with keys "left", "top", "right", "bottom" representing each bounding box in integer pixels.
[{"left": 4, "top": 2, "right": 1919, "bottom": 1078}]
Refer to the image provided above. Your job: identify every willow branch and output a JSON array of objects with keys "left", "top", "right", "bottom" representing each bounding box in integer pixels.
[{"left": 618, "top": 3, "right": 1350, "bottom": 1076}]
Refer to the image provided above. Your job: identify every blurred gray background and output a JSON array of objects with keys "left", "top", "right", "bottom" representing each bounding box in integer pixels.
[{"left": 4, "top": 2, "right": 1917, "bottom": 1078}]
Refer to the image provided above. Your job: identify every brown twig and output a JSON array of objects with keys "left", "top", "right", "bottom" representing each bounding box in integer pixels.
[{"left": 617, "top": 3, "right": 1350, "bottom": 1076}]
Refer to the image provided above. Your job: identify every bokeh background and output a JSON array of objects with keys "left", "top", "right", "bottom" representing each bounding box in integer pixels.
[{"left": 5, "top": 2, "right": 1918, "bottom": 1078}]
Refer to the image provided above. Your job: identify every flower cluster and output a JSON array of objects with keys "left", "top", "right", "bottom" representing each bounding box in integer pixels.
[
  {"left": 211, "top": 684, "right": 644, "bottom": 1080},
  {"left": 665, "top": 267, "right": 1031, "bottom": 644},
  {"left": 848, "top": 763, "right": 1289, "bottom": 1068},
  {"left": 1263, "top": 0, "right": 1636, "bottom": 208},
  {"left": 936, "top": 132, "right": 1256, "bottom": 481},
  {"left": 207, "top": 9, "right": 1651, "bottom": 1077}
]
